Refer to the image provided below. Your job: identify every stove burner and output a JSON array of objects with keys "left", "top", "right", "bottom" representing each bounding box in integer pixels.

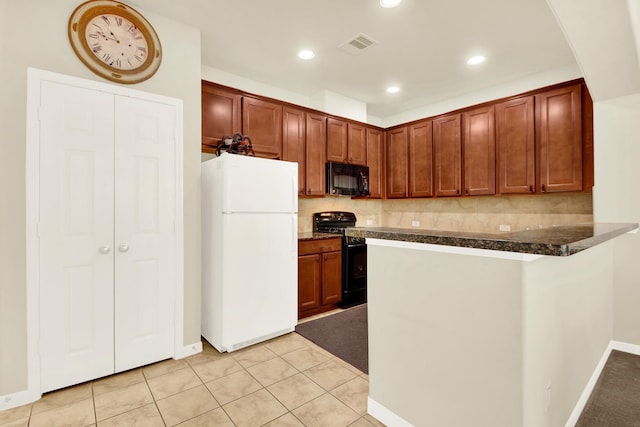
[{"left": 313, "top": 211, "right": 357, "bottom": 234}]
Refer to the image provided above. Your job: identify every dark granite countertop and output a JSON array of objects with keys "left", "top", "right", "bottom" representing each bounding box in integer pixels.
[
  {"left": 345, "top": 223, "right": 638, "bottom": 256},
  {"left": 298, "top": 232, "right": 341, "bottom": 241}
]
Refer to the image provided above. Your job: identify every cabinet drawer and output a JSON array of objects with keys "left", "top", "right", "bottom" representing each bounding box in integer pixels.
[{"left": 298, "top": 238, "right": 342, "bottom": 255}]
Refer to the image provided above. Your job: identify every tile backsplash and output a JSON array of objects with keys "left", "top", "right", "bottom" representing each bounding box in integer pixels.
[{"left": 298, "top": 193, "right": 593, "bottom": 234}]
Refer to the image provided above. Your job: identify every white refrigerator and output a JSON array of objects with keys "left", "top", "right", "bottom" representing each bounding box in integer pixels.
[{"left": 201, "top": 153, "right": 298, "bottom": 352}]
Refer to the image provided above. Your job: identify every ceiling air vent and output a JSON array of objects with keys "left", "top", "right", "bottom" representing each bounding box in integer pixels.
[{"left": 338, "top": 33, "right": 378, "bottom": 56}]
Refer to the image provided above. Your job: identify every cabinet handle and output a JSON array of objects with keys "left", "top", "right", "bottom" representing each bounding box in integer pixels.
[
  {"left": 98, "top": 245, "right": 111, "bottom": 254},
  {"left": 465, "top": 189, "right": 469, "bottom": 195},
  {"left": 541, "top": 184, "right": 546, "bottom": 192},
  {"left": 529, "top": 185, "right": 533, "bottom": 193},
  {"left": 118, "top": 244, "right": 130, "bottom": 253},
  {"left": 456, "top": 189, "right": 460, "bottom": 195}
]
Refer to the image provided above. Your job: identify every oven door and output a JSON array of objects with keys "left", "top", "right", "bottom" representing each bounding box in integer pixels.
[{"left": 341, "top": 240, "right": 367, "bottom": 308}]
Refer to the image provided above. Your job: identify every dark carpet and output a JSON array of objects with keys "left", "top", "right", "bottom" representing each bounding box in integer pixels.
[
  {"left": 576, "top": 350, "right": 640, "bottom": 426},
  {"left": 295, "top": 304, "right": 368, "bottom": 374}
]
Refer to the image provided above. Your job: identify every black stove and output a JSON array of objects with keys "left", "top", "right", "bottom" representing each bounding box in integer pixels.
[{"left": 313, "top": 212, "right": 367, "bottom": 308}]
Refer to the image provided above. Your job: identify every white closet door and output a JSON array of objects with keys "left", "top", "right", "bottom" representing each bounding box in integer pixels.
[
  {"left": 39, "top": 82, "right": 115, "bottom": 392},
  {"left": 113, "top": 96, "right": 176, "bottom": 372}
]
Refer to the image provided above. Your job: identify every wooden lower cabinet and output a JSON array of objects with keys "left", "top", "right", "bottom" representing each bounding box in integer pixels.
[{"left": 298, "top": 237, "right": 342, "bottom": 319}]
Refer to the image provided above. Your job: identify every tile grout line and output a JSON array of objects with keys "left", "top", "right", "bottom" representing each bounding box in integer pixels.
[{"left": 142, "top": 369, "right": 168, "bottom": 426}]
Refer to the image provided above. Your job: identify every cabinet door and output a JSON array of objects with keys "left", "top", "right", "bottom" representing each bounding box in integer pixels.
[
  {"left": 348, "top": 123, "right": 367, "bottom": 165},
  {"left": 283, "top": 107, "right": 306, "bottom": 196},
  {"left": 326, "top": 117, "right": 348, "bottom": 163},
  {"left": 201, "top": 84, "right": 240, "bottom": 151},
  {"left": 496, "top": 96, "right": 535, "bottom": 195},
  {"left": 433, "top": 114, "right": 462, "bottom": 197},
  {"left": 463, "top": 106, "right": 495, "bottom": 196},
  {"left": 366, "top": 128, "right": 384, "bottom": 199},
  {"left": 321, "top": 251, "right": 342, "bottom": 305},
  {"left": 298, "top": 254, "right": 321, "bottom": 316},
  {"left": 537, "top": 84, "right": 582, "bottom": 193},
  {"left": 305, "top": 113, "right": 326, "bottom": 196},
  {"left": 409, "top": 120, "right": 433, "bottom": 198},
  {"left": 242, "top": 96, "right": 283, "bottom": 159},
  {"left": 386, "top": 127, "right": 409, "bottom": 198}
]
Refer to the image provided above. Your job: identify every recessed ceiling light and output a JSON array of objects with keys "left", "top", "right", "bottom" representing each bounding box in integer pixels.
[
  {"left": 380, "top": 0, "right": 402, "bottom": 8},
  {"left": 386, "top": 86, "right": 400, "bottom": 94},
  {"left": 467, "top": 55, "right": 486, "bottom": 65},
  {"left": 298, "top": 50, "right": 315, "bottom": 60}
]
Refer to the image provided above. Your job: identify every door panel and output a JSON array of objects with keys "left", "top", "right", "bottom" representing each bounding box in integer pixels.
[
  {"left": 38, "top": 81, "right": 115, "bottom": 392},
  {"left": 220, "top": 213, "right": 297, "bottom": 351},
  {"left": 496, "top": 96, "right": 535, "bottom": 194},
  {"left": 114, "top": 96, "right": 176, "bottom": 372}
]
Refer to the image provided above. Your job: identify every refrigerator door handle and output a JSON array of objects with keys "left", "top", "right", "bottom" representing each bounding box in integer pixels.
[
  {"left": 292, "top": 216, "right": 296, "bottom": 254},
  {"left": 292, "top": 176, "right": 297, "bottom": 211}
]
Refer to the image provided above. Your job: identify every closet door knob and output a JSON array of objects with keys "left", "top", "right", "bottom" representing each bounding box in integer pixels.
[
  {"left": 118, "top": 244, "right": 130, "bottom": 253},
  {"left": 98, "top": 245, "right": 111, "bottom": 254}
]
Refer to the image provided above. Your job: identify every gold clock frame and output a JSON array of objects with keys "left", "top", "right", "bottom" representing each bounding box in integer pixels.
[{"left": 68, "top": 0, "right": 162, "bottom": 84}]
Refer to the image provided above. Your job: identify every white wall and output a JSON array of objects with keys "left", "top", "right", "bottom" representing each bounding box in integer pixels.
[
  {"left": 0, "top": 0, "right": 202, "bottom": 397},
  {"left": 592, "top": 95, "right": 640, "bottom": 344}
]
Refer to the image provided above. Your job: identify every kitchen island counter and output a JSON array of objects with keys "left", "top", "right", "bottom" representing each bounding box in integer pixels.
[
  {"left": 359, "top": 221, "right": 637, "bottom": 427},
  {"left": 346, "top": 222, "right": 637, "bottom": 256}
]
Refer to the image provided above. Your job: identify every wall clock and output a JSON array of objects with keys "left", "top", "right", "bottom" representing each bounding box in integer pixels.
[{"left": 68, "top": 0, "right": 162, "bottom": 84}]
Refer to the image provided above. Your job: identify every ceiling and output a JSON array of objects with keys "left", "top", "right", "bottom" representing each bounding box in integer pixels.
[{"left": 129, "top": 0, "right": 579, "bottom": 119}]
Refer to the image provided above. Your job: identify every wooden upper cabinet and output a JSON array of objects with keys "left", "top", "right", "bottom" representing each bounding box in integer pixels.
[
  {"left": 282, "top": 107, "right": 306, "bottom": 196},
  {"left": 433, "top": 114, "right": 462, "bottom": 197},
  {"left": 386, "top": 127, "right": 409, "bottom": 198},
  {"left": 366, "top": 128, "right": 384, "bottom": 199},
  {"left": 581, "top": 84, "right": 594, "bottom": 193},
  {"left": 242, "top": 96, "right": 283, "bottom": 159},
  {"left": 536, "top": 84, "right": 582, "bottom": 193},
  {"left": 496, "top": 96, "right": 535, "bottom": 195},
  {"left": 408, "top": 121, "right": 433, "bottom": 198},
  {"left": 463, "top": 106, "right": 495, "bottom": 196},
  {"left": 305, "top": 113, "right": 327, "bottom": 196},
  {"left": 326, "top": 118, "right": 367, "bottom": 165},
  {"left": 348, "top": 123, "right": 367, "bottom": 166},
  {"left": 326, "top": 118, "right": 348, "bottom": 163},
  {"left": 201, "top": 84, "right": 240, "bottom": 151}
]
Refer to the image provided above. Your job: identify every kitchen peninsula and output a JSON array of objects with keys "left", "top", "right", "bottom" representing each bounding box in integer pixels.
[{"left": 347, "top": 223, "right": 637, "bottom": 427}]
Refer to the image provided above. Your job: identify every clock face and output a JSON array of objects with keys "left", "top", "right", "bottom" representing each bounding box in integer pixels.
[
  {"left": 85, "top": 13, "right": 149, "bottom": 71},
  {"left": 68, "top": 0, "right": 162, "bottom": 84}
]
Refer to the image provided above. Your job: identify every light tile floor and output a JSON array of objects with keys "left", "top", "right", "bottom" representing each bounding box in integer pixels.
[{"left": 0, "top": 333, "right": 385, "bottom": 427}]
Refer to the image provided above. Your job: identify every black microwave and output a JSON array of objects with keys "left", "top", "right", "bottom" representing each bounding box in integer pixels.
[{"left": 326, "top": 162, "right": 370, "bottom": 196}]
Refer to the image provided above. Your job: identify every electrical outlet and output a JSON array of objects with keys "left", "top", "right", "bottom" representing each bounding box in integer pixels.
[
  {"left": 499, "top": 224, "right": 511, "bottom": 232},
  {"left": 366, "top": 219, "right": 373, "bottom": 226},
  {"left": 411, "top": 220, "right": 420, "bottom": 227}
]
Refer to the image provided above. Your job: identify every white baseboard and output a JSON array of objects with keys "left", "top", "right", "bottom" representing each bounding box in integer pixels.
[
  {"left": 564, "top": 340, "right": 640, "bottom": 427},
  {"left": 610, "top": 340, "right": 640, "bottom": 355},
  {"left": 368, "top": 397, "right": 414, "bottom": 427},
  {"left": 0, "top": 389, "right": 40, "bottom": 412},
  {"left": 174, "top": 340, "right": 203, "bottom": 359},
  {"left": 0, "top": 342, "right": 202, "bottom": 412}
]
